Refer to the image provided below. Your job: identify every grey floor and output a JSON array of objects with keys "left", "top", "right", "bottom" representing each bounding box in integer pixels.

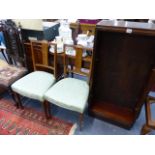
[{"left": 1, "top": 52, "right": 155, "bottom": 135}]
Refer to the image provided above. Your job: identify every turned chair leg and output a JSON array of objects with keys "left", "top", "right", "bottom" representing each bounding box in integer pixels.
[
  {"left": 43, "top": 100, "right": 51, "bottom": 119},
  {"left": 79, "top": 113, "right": 84, "bottom": 131}
]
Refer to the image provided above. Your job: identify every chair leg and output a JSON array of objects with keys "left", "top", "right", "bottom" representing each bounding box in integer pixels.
[
  {"left": 13, "top": 92, "right": 23, "bottom": 109},
  {"left": 70, "top": 64, "right": 74, "bottom": 78},
  {"left": 42, "top": 101, "right": 51, "bottom": 119},
  {"left": 47, "top": 102, "right": 51, "bottom": 118},
  {"left": 8, "top": 88, "right": 19, "bottom": 108},
  {"left": 141, "top": 124, "right": 152, "bottom": 135},
  {"left": 8, "top": 87, "right": 17, "bottom": 106},
  {"left": 79, "top": 113, "right": 84, "bottom": 131},
  {"left": 140, "top": 96, "right": 155, "bottom": 135}
]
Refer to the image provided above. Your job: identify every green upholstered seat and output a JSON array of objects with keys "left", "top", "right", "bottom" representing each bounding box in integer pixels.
[
  {"left": 11, "top": 71, "right": 55, "bottom": 102},
  {"left": 44, "top": 78, "right": 89, "bottom": 113}
]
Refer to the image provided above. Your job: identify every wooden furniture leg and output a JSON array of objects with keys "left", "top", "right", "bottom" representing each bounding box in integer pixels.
[
  {"left": 141, "top": 96, "right": 155, "bottom": 135},
  {"left": 43, "top": 101, "right": 51, "bottom": 119},
  {"left": 13, "top": 92, "right": 23, "bottom": 109},
  {"left": 8, "top": 87, "right": 17, "bottom": 106},
  {"left": 0, "top": 49, "right": 9, "bottom": 63},
  {"left": 47, "top": 101, "right": 51, "bottom": 118},
  {"left": 141, "top": 124, "right": 151, "bottom": 135},
  {"left": 79, "top": 113, "right": 84, "bottom": 131}
]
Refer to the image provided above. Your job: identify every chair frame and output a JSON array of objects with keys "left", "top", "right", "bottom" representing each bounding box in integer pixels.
[
  {"left": 45, "top": 44, "right": 93, "bottom": 129},
  {"left": 13, "top": 40, "right": 58, "bottom": 119}
]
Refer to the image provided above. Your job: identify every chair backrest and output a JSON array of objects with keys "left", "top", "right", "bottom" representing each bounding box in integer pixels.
[
  {"left": 31, "top": 40, "right": 57, "bottom": 77},
  {"left": 63, "top": 44, "right": 93, "bottom": 84},
  {"left": 1, "top": 20, "right": 26, "bottom": 67},
  {"left": 23, "top": 42, "right": 33, "bottom": 72}
]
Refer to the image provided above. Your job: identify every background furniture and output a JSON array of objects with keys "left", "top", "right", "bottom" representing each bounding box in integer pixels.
[
  {"left": 0, "top": 31, "right": 8, "bottom": 62},
  {"left": 0, "top": 20, "right": 28, "bottom": 103},
  {"left": 70, "top": 21, "right": 96, "bottom": 44},
  {"left": 0, "top": 59, "right": 27, "bottom": 106},
  {"left": 21, "top": 22, "right": 59, "bottom": 42},
  {"left": 89, "top": 20, "right": 155, "bottom": 129},
  {"left": 23, "top": 21, "right": 96, "bottom": 72},
  {"left": 0, "top": 20, "right": 26, "bottom": 67}
]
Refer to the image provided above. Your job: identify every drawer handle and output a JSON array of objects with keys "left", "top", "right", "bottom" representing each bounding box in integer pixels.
[{"left": 126, "top": 28, "right": 132, "bottom": 34}]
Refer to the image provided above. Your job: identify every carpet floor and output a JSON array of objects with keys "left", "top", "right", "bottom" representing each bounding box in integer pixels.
[
  {"left": 0, "top": 99, "right": 76, "bottom": 135},
  {"left": 1, "top": 91, "right": 155, "bottom": 135}
]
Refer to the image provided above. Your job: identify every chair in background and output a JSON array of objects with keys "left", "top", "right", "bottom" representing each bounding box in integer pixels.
[
  {"left": 11, "top": 40, "right": 57, "bottom": 118},
  {"left": 0, "top": 20, "right": 27, "bottom": 104},
  {"left": 1, "top": 20, "right": 26, "bottom": 67},
  {"left": 0, "top": 31, "right": 8, "bottom": 63},
  {"left": 44, "top": 44, "right": 93, "bottom": 129},
  {"left": 140, "top": 69, "right": 155, "bottom": 134},
  {"left": 0, "top": 59, "right": 27, "bottom": 105}
]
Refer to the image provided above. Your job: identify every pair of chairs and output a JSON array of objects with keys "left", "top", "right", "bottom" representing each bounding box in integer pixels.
[{"left": 11, "top": 40, "right": 93, "bottom": 129}]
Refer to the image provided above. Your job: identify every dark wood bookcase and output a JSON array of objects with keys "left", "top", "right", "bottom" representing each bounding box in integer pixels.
[{"left": 89, "top": 20, "right": 155, "bottom": 129}]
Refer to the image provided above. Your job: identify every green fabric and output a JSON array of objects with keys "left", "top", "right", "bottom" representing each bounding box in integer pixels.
[
  {"left": 44, "top": 78, "right": 89, "bottom": 113},
  {"left": 11, "top": 71, "right": 55, "bottom": 102}
]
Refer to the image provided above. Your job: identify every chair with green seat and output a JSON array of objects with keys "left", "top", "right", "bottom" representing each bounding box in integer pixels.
[
  {"left": 44, "top": 44, "right": 93, "bottom": 129},
  {"left": 11, "top": 40, "right": 58, "bottom": 118}
]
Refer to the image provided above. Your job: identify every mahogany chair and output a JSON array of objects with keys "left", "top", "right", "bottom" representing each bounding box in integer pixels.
[
  {"left": 11, "top": 40, "right": 58, "bottom": 118},
  {"left": 44, "top": 44, "right": 93, "bottom": 130}
]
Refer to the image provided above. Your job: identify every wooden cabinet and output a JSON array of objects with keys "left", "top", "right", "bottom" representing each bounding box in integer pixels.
[{"left": 89, "top": 20, "right": 155, "bottom": 129}]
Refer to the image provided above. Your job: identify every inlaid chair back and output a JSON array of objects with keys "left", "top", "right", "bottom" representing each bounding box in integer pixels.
[
  {"left": 63, "top": 44, "right": 93, "bottom": 85},
  {"left": 31, "top": 40, "right": 57, "bottom": 77}
]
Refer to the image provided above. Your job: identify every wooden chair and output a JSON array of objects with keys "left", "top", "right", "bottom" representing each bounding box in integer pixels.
[
  {"left": 0, "top": 21, "right": 27, "bottom": 103},
  {"left": 11, "top": 40, "right": 57, "bottom": 118},
  {"left": 44, "top": 44, "right": 93, "bottom": 130}
]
